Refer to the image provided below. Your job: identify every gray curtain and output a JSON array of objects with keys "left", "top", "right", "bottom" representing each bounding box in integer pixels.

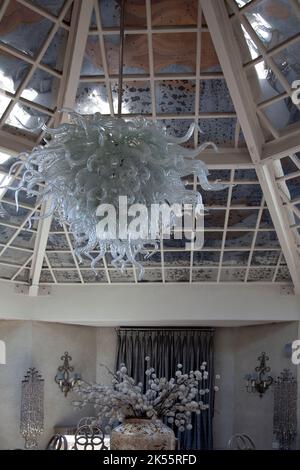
[{"left": 116, "top": 327, "right": 215, "bottom": 450}]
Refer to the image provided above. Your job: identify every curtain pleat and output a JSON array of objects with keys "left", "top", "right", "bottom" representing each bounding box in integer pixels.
[{"left": 116, "top": 328, "right": 214, "bottom": 450}]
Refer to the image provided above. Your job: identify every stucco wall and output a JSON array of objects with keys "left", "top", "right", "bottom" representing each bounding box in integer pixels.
[{"left": 0, "top": 320, "right": 98, "bottom": 449}]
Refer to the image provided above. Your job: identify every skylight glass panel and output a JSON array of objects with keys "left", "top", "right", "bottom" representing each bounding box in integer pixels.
[
  {"left": 0, "top": 5, "right": 53, "bottom": 58},
  {"left": 244, "top": 0, "right": 300, "bottom": 51},
  {"left": 80, "top": 36, "right": 104, "bottom": 77},
  {"left": 112, "top": 81, "right": 151, "bottom": 115},
  {"left": 156, "top": 81, "right": 196, "bottom": 115}
]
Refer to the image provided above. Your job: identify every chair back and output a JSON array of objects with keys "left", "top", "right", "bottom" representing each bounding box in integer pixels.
[
  {"left": 46, "top": 434, "right": 68, "bottom": 450},
  {"left": 228, "top": 433, "right": 256, "bottom": 450},
  {"left": 73, "top": 417, "right": 108, "bottom": 450}
]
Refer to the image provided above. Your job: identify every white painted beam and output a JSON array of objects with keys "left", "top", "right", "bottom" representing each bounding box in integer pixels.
[
  {"left": 262, "top": 131, "right": 300, "bottom": 162},
  {"left": 201, "top": 0, "right": 300, "bottom": 295},
  {"left": 28, "top": 0, "right": 94, "bottom": 296}
]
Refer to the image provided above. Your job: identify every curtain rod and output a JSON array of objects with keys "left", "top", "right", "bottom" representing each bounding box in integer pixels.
[{"left": 117, "top": 327, "right": 215, "bottom": 332}]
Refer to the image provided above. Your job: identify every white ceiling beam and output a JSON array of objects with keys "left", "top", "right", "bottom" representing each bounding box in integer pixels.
[
  {"left": 201, "top": 0, "right": 300, "bottom": 295},
  {"left": 28, "top": 0, "right": 94, "bottom": 296},
  {"left": 262, "top": 131, "right": 300, "bottom": 163}
]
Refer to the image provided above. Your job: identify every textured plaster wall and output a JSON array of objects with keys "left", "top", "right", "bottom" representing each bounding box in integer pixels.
[
  {"left": 0, "top": 320, "right": 98, "bottom": 449},
  {"left": 214, "top": 322, "right": 299, "bottom": 449}
]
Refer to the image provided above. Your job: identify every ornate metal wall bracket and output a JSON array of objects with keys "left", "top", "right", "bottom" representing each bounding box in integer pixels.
[
  {"left": 55, "top": 351, "right": 81, "bottom": 397},
  {"left": 20, "top": 368, "right": 44, "bottom": 449},
  {"left": 245, "top": 352, "right": 273, "bottom": 397}
]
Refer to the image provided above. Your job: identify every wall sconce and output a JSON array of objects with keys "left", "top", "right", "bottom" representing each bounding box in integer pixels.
[
  {"left": 244, "top": 352, "right": 273, "bottom": 398},
  {"left": 55, "top": 351, "right": 81, "bottom": 397}
]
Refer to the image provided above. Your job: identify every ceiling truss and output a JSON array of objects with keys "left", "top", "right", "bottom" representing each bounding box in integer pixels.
[{"left": 0, "top": 0, "right": 299, "bottom": 291}]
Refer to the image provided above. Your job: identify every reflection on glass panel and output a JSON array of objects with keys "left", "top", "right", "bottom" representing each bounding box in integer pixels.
[
  {"left": 234, "top": 169, "right": 258, "bottom": 181},
  {"left": 47, "top": 252, "right": 76, "bottom": 268},
  {"left": 228, "top": 209, "right": 259, "bottom": 228},
  {"left": 255, "top": 230, "right": 280, "bottom": 247},
  {"left": 81, "top": 270, "right": 108, "bottom": 283},
  {"left": 46, "top": 234, "right": 69, "bottom": 250},
  {"left": 5, "top": 103, "right": 48, "bottom": 135},
  {"left": 235, "top": 0, "right": 252, "bottom": 7},
  {"left": 251, "top": 250, "right": 280, "bottom": 266},
  {"left": 160, "top": 119, "right": 194, "bottom": 142},
  {"left": 75, "top": 83, "right": 109, "bottom": 114},
  {"left": 0, "top": 247, "right": 32, "bottom": 265},
  {"left": 15, "top": 268, "right": 30, "bottom": 283},
  {"left": 222, "top": 251, "right": 250, "bottom": 266},
  {"left": 279, "top": 156, "right": 298, "bottom": 175},
  {"left": 263, "top": 98, "right": 300, "bottom": 130},
  {"left": 260, "top": 209, "right": 274, "bottom": 228},
  {"left": 11, "top": 230, "right": 36, "bottom": 250},
  {"left": 197, "top": 118, "right": 237, "bottom": 146},
  {"left": 201, "top": 32, "right": 222, "bottom": 72},
  {"left": 40, "top": 270, "right": 54, "bottom": 283},
  {"left": 54, "top": 270, "right": 81, "bottom": 283},
  {"left": 112, "top": 81, "right": 151, "bottom": 114},
  {"left": 21, "top": 68, "right": 59, "bottom": 110},
  {"left": 152, "top": 33, "right": 196, "bottom": 73},
  {"left": 208, "top": 170, "right": 231, "bottom": 181},
  {"left": 134, "top": 252, "right": 161, "bottom": 267},
  {"left": 0, "top": 225, "right": 16, "bottom": 245},
  {"left": 244, "top": 0, "right": 300, "bottom": 50},
  {"left": 165, "top": 268, "right": 190, "bottom": 282},
  {"left": 0, "top": 53, "right": 29, "bottom": 93},
  {"left": 286, "top": 177, "right": 300, "bottom": 201},
  {"left": 220, "top": 268, "right": 246, "bottom": 282},
  {"left": 139, "top": 269, "right": 163, "bottom": 283},
  {"left": 99, "top": 0, "right": 146, "bottom": 28},
  {"left": 192, "top": 268, "right": 218, "bottom": 282},
  {"left": 246, "top": 61, "right": 284, "bottom": 103},
  {"left": 205, "top": 209, "right": 226, "bottom": 228},
  {"left": 199, "top": 80, "right": 235, "bottom": 113},
  {"left": 273, "top": 40, "right": 300, "bottom": 87},
  {"left": 202, "top": 187, "right": 229, "bottom": 207},
  {"left": 105, "top": 35, "right": 149, "bottom": 75},
  {"left": 0, "top": 95, "right": 10, "bottom": 119},
  {"left": 80, "top": 36, "right": 104, "bottom": 76},
  {"left": 0, "top": 4, "right": 53, "bottom": 57},
  {"left": 164, "top": 251, "right": 190, "bottom": 266},
  {"left": 225, "top": 231, "right": 253, "bottom": 248},
  {"left": 202, "top": 232, "right": 223, "bottom": 248},
  {"left": 29, "top": 0, "right": 66, "bottom": 16},
  {"left": 152, "top": 0, "right": 197, "bottom": 26},
  {"left": 0, "top": 265, "right": 18, "bottom": 280},
  {"left": 248, "top": 267, "right": 274, "bottom": 282},
  {"left": 156, "top": 81, "right": 195, "bottom": 114},
  {"left": 110, "top": 269, "right": 135, "bottom": 283},
  {"left": 41, "top": 28, "right": 69, "bottom": 72},
  {"left": 275, "top": 266, "right": 292, "bottom": 282},
  {"left": 193, "top": 251, "right": 220, "bottom": 266},
  {"left": 231, "top": 184, "right": 263, "bottom": 206}
]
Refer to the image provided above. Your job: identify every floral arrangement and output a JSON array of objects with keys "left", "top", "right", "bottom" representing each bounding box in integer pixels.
[{"left": 73, "top": 357, "right": 219, "bottom": 432}]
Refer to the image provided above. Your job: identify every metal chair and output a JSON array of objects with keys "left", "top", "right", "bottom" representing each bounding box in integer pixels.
[
  {"left": 73, "top": 417, "right": 108, "bottom": 450},
  {"left": 46, "top": 434, "right": 68, "bottom": 450},
  {"left": 228, "top": 434, "right": 256, "bottom": 450}
]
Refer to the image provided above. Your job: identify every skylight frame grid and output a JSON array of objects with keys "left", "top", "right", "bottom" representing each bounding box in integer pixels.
[
  {"left": 0, "top": 0, "right": 74, "bottom": 134},
  {"left": 228, "top": 0, "right": 298, "bottom": 102}
]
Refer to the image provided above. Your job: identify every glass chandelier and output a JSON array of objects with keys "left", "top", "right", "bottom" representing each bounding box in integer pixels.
[{"left": 3, "top": 1, "right": 226, "bottom": 279}]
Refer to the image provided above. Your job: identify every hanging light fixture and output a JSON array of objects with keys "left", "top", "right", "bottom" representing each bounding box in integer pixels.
[
  {"left": 2, "top": 0, "right": 226, "bottom": 279},
  {"left": 244, "top": 352, "right": 273, "bottom": 397}
]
